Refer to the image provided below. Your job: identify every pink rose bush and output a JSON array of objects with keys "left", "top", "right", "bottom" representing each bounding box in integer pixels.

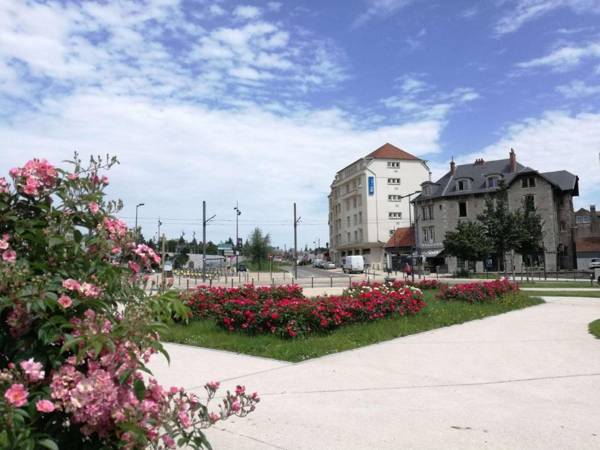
[
  {"left": 438, "top": 278, "right": 519, "bottom": 303},
  {"left": 183, "top": 282, "right": 426, "bottom": 338},
  {"left": 0, "top": 155, "right": 257, "bottom": 449}
]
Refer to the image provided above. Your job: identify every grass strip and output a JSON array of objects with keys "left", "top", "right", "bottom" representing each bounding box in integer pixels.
[{"left": 163, "top": 291, "right": 543, "bottom": 362}]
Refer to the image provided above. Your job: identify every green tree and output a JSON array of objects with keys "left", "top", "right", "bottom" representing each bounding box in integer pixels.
[
  {"left": 247, "top": 227, "right": 271, "bottom": 270},
  {"left": 443, "top": 221, "right": 492, "bottom": 273},
  {"left": 513, "top": 198, "right": 544, "bottom": 267}
]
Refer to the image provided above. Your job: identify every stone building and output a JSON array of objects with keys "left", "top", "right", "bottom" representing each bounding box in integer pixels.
[
  {"left": 328, "top": 143, "right": 430, "bottom": 269},
  {"left": 574, "top": 205, "right": 600, "bottom": 268},
  {"left": 412, "top": 149, "right": 579, "bottom": 273}
]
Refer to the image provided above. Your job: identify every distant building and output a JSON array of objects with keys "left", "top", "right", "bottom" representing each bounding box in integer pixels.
[
  {"left": 328, "top": 143, "right": 430, "bottom": 269},
  {"left": 574, "top": 205, "right": 600, "bottom": 268},
  {"left": 384, "top": 226, "right": 415, "bottom": 270},
  {"left": 412, "top": 149, "right": 579, "bottom": 273}
]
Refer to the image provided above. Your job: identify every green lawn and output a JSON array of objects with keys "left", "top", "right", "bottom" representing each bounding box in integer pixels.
[
  {"left": 524, "top": 290, "right": 600, "bottom": 298},
  {"left": 589, "top": 319, "right": 600, "bottom": 339},
  {"left": 242, "top": 259, "right": 289, "bottom": 273},
  {"left": 162, "top": 291, "right": 543, "bottom": 362}
]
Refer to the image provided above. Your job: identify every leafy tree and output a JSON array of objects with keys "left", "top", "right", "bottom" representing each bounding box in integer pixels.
[
  {"left": 513, "top": 199, "right": 544, "bottom": 267},
  {"left": 247, "top": 228, "right": 271, "bottom": 270},
  {"left": 443, "top": 221, "right": 492, "bottom": 273}
]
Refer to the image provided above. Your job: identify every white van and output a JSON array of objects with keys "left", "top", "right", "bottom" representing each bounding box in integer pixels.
[{"left": 342, "top": 255, "right": 364, "bottom": 274}]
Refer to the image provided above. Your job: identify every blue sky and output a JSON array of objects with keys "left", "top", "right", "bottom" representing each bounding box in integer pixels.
[{"left": 1, "top": 0, "right": 599, "bottom": 249}]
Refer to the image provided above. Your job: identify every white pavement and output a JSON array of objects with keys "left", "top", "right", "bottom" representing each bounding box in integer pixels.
[{"left": 149, "top": 297, "right": 600, "bottom": 450}]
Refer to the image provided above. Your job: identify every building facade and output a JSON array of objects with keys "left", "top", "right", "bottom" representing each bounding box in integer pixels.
[
  {"left": 413, "top": 149, "right": 579, "bottom": 273},
  {"left": 574, "top": 205, "right": 600, "bottom": 269},
  {"left": 328, "top": 143, "right": 430, "bottom": 269}
]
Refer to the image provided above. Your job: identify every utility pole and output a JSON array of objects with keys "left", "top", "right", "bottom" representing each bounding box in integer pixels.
[
  {"left": 135, "top": 202, "right": 145, "bottom": 243},
  {"left": 234, "top": 202, "right": 241, "bottom": 272},
  {"left": 293, "top": 203, "right": 301, "bottom": 279},
  {"left": 161, "top": 233, "right": 166, "bottom": 291},
  {"left": 202, "top": 200, "right": 216, "bottom": 282},
  {"left": 157, "top": 217, "right": 162, "bottom": 248}
]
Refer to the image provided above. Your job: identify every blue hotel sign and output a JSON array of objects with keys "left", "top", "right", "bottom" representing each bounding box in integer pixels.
[{"left": 368, "top": 176, "right": 375, "bottom": 196}]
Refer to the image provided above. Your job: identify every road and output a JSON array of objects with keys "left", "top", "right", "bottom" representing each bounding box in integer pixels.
[{"left": 290, "top": 265, "right": 357, "bottom": 279}]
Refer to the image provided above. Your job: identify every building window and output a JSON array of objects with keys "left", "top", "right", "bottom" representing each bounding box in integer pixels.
[
  {"left": 422, "top": 226, "right": 435, "bottom": 243},
  {"left": 576, "top": 215, "right": 591, "bottom": 224},
  {"left": 354, "top": 230, "right": 358, "bottom": 242},
  {"left": 458, "top": 201, "right": 467, "bottom": 217},
  {"left": 358, "top": 211, "right": 362, "bottom": 223},
  {"left": 389, "top": 212, "right": 402, "bottom": 219},
  {"left": 524, "top": 194, "right": 535, "bottom": 211},
  {"left": 423, "top": 186, "right": 431, "bottom": 196},
  {"left": 456, "top": 179, "right": 469, "bottom": 191},
  {"left": 359, "top": 228, "right": 363, "bottom": 241},
  {"left": 421, "top": 205, "right": 434, "bottom": 220},
  {"left": 389, "top": 229, "right": 395, "bottom": 236},
  {"left": 522, "top": 177, "right": 536, "bottom": 188},
  {"left": 347, "top": 216, "right": 350, "bottom": 226},
  {"left": 387, "top": 161, "right": 400, "bottom": 168},
  {"left": 388, "top": 194, "right": 402, "bottom": 202},
  {"left": 387, "top": 178, "right": 401, "bottom": 184},
  {"left": 352, "top": 197, "right": 357, "bottom": 208},
  {"left": 353, "top": 214, "right": 357, "bottom": 225},
  {"left": 487, "top": 176, "right": 499, "bottom": 188},
  {"left": 560, "top": 221, "right": 566, "bottom": 231},
  {"left": 357, "top": 197, "right": 362, "bottom": 207}
]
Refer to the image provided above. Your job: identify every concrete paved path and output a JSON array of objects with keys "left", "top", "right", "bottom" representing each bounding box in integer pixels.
[{"left": 149, "top": 297, "right": 600, "bottom": 450}]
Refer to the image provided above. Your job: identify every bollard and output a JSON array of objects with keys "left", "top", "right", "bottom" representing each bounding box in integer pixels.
[
  {"left": 258, "top": 272, "right": 260, "bottom": 282},
  {"left": 186, "top": 279, "right": 189, "bottom": 290},
  {"left": 231, "top": 278, "right": 234, "bottom": 288},
  {"left": 348, "top": 276, "right": 352, "bottom": 287},
  {"left": 330, "top": 277, "right": 333, "bottom": 287},
  {"left": 272, "top": 278, "right": 275, "bottom": 287},
  {"left": 311, "top": 277, "right": 314, "bottom": 288},
  {"left": 209, "top": 278, "right": 212, "bottom": 287},
  {"left": 251, "top": 278, "right": 254, "bottom": 286}
]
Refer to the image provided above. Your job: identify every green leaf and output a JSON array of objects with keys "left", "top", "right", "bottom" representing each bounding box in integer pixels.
[
  {"left": 134, "top": 379, "right": 146, "bottom": 401},
  {"left": 38, "top": 439, "right": 59, "bottom": 450}
]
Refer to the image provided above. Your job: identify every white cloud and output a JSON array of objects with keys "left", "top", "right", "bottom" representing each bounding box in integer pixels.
[
  {"left": 517, "top": 41, "right": 600, "bottom": 70},
  {"left": 495, "top": 0, "right": 600, "bottom": 35},
  {"left": 354, "top": 0, "right": 416, "bottom": 27},
  {"left": 382, "top": 75, "right": 479, "bottom": 120},
  {"left": 557, "top": 80, "right": 600, "bottom": 97},
  {"left": 233, "top": 5, "right": 262, "bottom": 20},
  {"left": 459, "top": 111, "right": 600, "bottom": 209},
  {"left": 0, "top": 92, "right": 444, "bottom": 246}
]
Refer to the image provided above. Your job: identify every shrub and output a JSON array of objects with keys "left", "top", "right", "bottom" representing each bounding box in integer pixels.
[
  {"left": 0, "top": 156, "right": 257, "bottom": 449},
  {"left": 183, "top": 283, "right": 426, "bottom": 338},
  {"left": 438, "top": 278, "right": 519, "bottom": 303}
]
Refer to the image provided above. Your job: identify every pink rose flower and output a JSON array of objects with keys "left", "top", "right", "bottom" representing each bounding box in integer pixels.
[
  {"left": 2, "top": 250, "right": 16, "bottom": 263},
  {"left": 230, "top": 400, "right": 241, "bottom": 412},
  {"left": 20, "top": 358, "right": 45, "bottom": 382},
  {"left": 88, "top": 202, "right": 100, "bottom": 214},
  {"left": 162, "top": 434, "right": 176, "bottom": 449},
  {"left": 67, "top": 173, "right": 79, "bottom": 180},
  {"left": 58, "top": 295, "right": 73, "bottom": 308},
  {"left": 36, "top": 399, "right": 55, "bottom": 413},
  {"left": 62, "top": 278, "right": 81, "bottom": 291},
  {"left": 4, "top": 383, "right": 28, "bottom": 407},
  {"left": 128, "top": 261, "right": 140, "bottom": 274},
  {"left": 0, "top": 239, "right": 8, "bottom": 250}
]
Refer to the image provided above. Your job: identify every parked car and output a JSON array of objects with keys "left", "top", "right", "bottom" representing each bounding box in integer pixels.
[
  {"left": 589, "top": 258, "right": 600, "bottom": 269},
  {"left": 342, "top": 255, "right": 364, "bottom": 274},
  {"left": 312, "top": 259, "right": 324, "bottom": 268},
  {"left": 323, "top": 261, "right": 336, "bottom": 269},
  {"left": 237, "top": 263, "right": 247, "bottom": 272}
]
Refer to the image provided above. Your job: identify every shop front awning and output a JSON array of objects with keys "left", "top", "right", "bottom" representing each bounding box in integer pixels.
[{"left": 420, "top": 248, "right": 444, "bottom": 258}]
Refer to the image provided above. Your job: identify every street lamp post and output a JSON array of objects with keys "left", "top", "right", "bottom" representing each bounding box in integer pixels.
[
  {"left": 234, "top": 203, "right": 241, "bottom": 272},
  {"left": 134, "top": 203, "right": 145, "bottom": 242},
  {"left": 398, "top": 190, "right": 421, "bottom": 276}
]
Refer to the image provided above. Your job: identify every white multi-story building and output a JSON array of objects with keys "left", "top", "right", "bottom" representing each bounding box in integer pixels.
[{"left": 328, "top": 143, "right": 431, "bottom": 269}]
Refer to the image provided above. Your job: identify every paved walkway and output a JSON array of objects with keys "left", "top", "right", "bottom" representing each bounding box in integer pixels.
[{"left": 149, "top": 297, "right": 600, "bottom": 450}]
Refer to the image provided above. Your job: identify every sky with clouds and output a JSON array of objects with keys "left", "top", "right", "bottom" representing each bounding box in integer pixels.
[{"left": 1, "top": 0, "right": 599, "bottom": 249}]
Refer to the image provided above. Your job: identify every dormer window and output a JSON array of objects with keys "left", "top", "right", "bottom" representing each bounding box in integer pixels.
[
  {"left": 456, "top": 179, "right": 470, "bottom": 191},
  {"left": 486, "top": 176, "right": 500, "bottom": 188}
]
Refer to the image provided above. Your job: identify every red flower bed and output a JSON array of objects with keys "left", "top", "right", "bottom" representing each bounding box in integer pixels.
[
  {"left": 182, "top": 284, "right": 426, "bottom": 338},
  {"left": 438, "top": 278, "right": 519, "bottom": 303}
]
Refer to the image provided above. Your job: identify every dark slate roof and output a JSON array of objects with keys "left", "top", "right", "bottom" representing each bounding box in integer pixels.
[{"left": 414, "top": 158, "right": 578, "bottom": 202}]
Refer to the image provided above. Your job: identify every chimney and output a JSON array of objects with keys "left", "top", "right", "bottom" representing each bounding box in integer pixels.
[
  {"left": 509, "top": 148, "right": 517, "bottom": 172},
  {"left": 450, "top": 157, "right": 456, "bottom": 176}
]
